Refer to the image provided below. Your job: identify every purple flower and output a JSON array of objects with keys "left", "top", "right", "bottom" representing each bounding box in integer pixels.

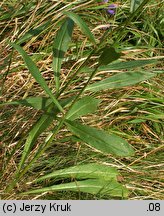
[
  {"left": 101, "top": 1, "right": 117, "bottom": 16},
  {"left": 107, "top": 4, "right": 117, "bottom": 15},
  {"left": 107, "top": 9, "right": 115, "bottom": 15}
]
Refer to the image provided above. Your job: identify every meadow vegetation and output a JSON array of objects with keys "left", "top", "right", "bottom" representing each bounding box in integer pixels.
[{"left": 0, "top": 0, "right": 163, "bottom": 199}]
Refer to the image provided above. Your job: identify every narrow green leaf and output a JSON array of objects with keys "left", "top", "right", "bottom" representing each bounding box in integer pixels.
[
  {"left": 23, "top": 179, "right": 128, "bottom": 198},
  {"left": 17, "top": 20, "right": 51, "bottom": 45},
  {"left": 0, "top": 97, "right": 52, "bottom": 111},
  {"left": 36, "top": 163, "right": 118, "bottom": 182},
  {"left": 99, "top": 47, "right": 121, "bottom": 65},
  {"left": 18, "top": 97, "right": 74, "bottom": 170},
  {"left": 86, "top": 71, "right": 156, "bottom": 92},
  {"left": 64, "top": 11, "right": 96, "bottom": 46},
  {"left": 80, "top": 59, "right": 158, "bottom": 73},
  {"left": 99, "top": 59, "right": 158, "bottom": 70},
  {"left": 19, "top": 113, "right": 54, "bottom": 170},
  {"left": 9, "top": 42, "right": 64, "bottom": 113},
  {"left": 66, "top": 96, "right": 101, "bottom": 120},
  {"left": 65, "top": 120, "right": 134, "bottom": 156},
  {"left": 130, "top": 0, "right": 144, "bottom": 13},
  {"left": 53, "top": 18, "right": 74, "bottom": 93}
]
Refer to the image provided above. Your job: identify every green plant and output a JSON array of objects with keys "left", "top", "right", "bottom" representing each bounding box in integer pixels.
[{"left": 0, "top": 0, "right": 163, "bottom": 199}]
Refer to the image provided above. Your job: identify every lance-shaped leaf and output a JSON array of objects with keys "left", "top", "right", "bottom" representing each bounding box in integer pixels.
[
  {"left": 65, "top": 120, "right": 134, "bottom": 157},
  {"left": 23, "top": 179, "right": 128, "bottom": 198},
  {"left": 23, "top": 164, "right": 128, "bottom": 197},
  {"left": 64, "top": 11, "right": 96, "bottom": 46},
  {"left": 17, "top": 20, "right": 51, "bottom": 45},
  {"left": 80, "top": 59, "right": 158, "bottom": 73},
  {"left": 18, "top": 97, "right": 74, "bottom": 170},
  {"left": 86, "top": 71, "right": 156, "bottom": 92},
  {"left": 0, "top": 97, "right": 52, "bottom": 111},
  {"left": 35, "top": 163, "right": 118, "bottom": 182},
  {"left": 18, "top": 111, "right": 54, "bottom": 170},
  {"left": 10, "top": 42, "right": 64, "bottom": 113},
  {"left": 53, "top": 18, "right": 74, "bottom": 93},
  {"left": 66, "top": 96, "right": 101, "bottom": 120}
]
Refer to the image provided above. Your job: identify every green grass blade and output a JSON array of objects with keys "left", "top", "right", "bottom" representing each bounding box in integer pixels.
[
  {"left": 86, "top": 71, "right": 156, "bottom": 92},
  {"left": 9, "top": 42, "right": 64, "bottom": 113},
  {"left": 0, "top": 97, "right": 52, "bottom": 111},
  {"left": 66, "top": 96, "right": 101, "bottom": 120},
  {"left": 65, "top": 120, "right": 134, "bottom": 157},
  {"left": 23, "top": 179, "right": 128, "bottom": 198},
  {"left": 64, "top": 11, "right": 96, "bottom": 46},
  {"left": 53, "top": 18, "right": 74, "bottom": 93},
  {"left": 35, "top": 163, "right": 118, "bottom": 182}
]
